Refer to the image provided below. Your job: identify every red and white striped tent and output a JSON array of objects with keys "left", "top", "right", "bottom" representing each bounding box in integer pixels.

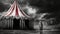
[{"left": 2, "top": 1, "right": 30, "bottom": 18}]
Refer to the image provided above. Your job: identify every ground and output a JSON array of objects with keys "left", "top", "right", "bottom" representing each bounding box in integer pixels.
[
  {"left": 0, "top": 30, "right": 40, "bottom": 34},
  {"left": 0, "top": 30, "right": 60, "bottom": 34}
]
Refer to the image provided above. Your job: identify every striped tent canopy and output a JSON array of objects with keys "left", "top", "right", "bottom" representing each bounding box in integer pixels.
[{"left": 2, "top": 1, "right": 30, "bottom": 18}]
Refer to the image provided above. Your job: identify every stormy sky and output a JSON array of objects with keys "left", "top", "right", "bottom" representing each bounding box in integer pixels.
[
  {"left": 28, "top": 0, "right": 60, "bottom": 19},
  {"left": 0, "top": 0, "right": 60, "bottom": 19},
  {"left": 0, "top": 0, "right": 60, "bottom": 12}
]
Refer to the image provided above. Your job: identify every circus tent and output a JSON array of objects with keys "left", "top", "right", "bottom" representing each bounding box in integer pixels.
[{"left": 0, "top": 1, "right": 35, "bottom": 30}]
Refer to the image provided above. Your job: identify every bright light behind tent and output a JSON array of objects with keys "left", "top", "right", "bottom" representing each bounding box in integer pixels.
[{"left": 25, "top": 6, "right": 37, "bottom": 14}]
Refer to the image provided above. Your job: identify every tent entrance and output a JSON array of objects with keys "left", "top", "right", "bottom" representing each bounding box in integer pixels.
[{"left": 13, "top": 18, "right": 20, "bottom": 29}]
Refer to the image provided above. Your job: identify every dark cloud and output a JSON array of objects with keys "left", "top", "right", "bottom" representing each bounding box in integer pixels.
[
  {"left": 0, "top": 2, "right": 10, "bottom": 12},
  {"left": 28, "top": 0, "right": 60, "bottom": 20},
  {"left": 28, "top": 0, "right": 60, "bottom": 12}
]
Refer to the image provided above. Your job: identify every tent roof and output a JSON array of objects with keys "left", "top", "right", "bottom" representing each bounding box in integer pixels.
[{"left": 2, "top": 1, "right": 30, "bottom": 18}]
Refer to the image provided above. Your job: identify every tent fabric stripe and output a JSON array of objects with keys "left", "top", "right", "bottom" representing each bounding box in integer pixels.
[
  {"left": 15, "top": 4, "right": 19, "bottom": 16},
  {"left": 4, "top": 2, "right": 15, "bottom": 16},
  {"left": 7, "top": 5, "right": 15, "bottom": 16}
]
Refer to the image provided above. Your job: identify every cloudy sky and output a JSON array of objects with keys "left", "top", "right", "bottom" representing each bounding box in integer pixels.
[
  {"left": 0, "top": 0, "right": 60, "bottom": 12},
  {"left": 0, "top": 0, "right": 60, "bottom": 19}
]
